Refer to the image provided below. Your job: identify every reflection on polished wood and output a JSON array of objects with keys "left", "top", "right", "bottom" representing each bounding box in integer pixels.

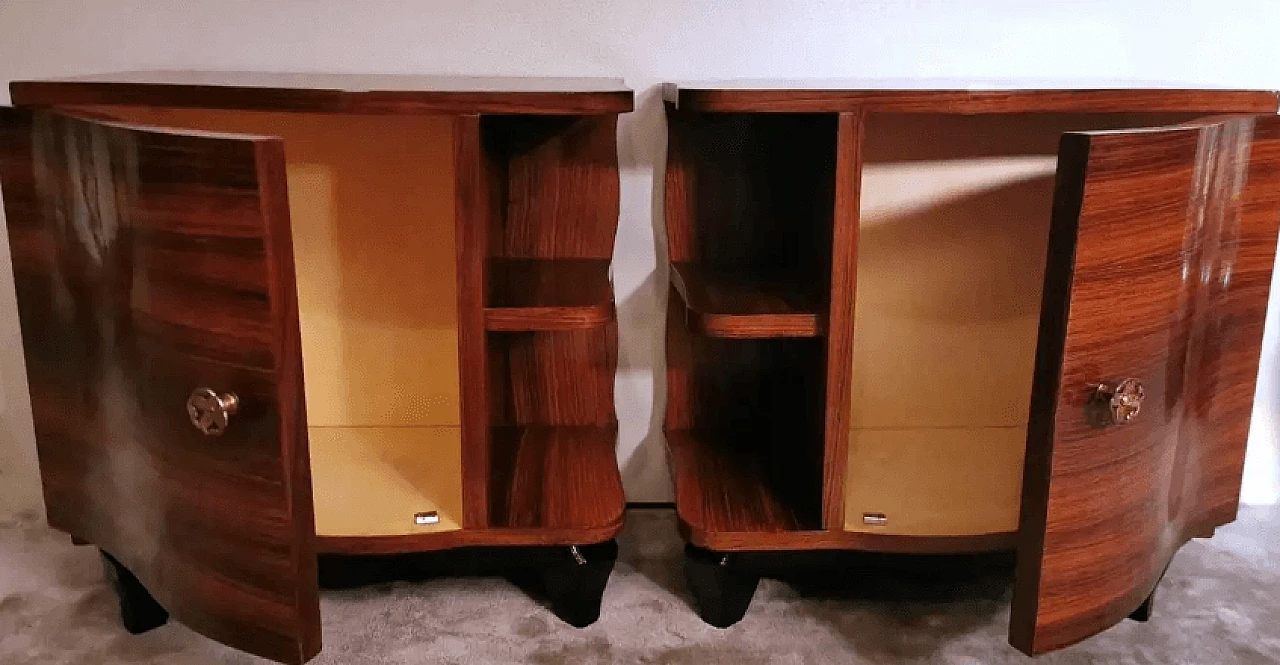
[
  {"left": 1012, "top": 115, "right": 1280, "bottom": 655},
  {"left": 661, "top": 84, "right": 1280, "bottom": 650},
  {"left": 4, "top": 75, "right": 632, "bottom": 663},
  {"left": 13, "top": 71, "right": 635, "bottom": 115},
  {"left": 1, "top": 108, "right": 321, "bottom": 664},
  {"left": 665, "top": 82, "right": 1280, "bottom": 114}
]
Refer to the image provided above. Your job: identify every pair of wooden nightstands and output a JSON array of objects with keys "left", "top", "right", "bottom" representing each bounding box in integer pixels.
[{"left": 3, "top": 72, "right": 1278, "bottom": 662}]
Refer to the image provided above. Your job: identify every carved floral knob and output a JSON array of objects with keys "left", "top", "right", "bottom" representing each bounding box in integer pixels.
[
  {"left": 187, "top": 388, "right": 240, "bottom": 436},
  {"left": 1093, "top": 378, "right": 1144, "bottom": 426}
]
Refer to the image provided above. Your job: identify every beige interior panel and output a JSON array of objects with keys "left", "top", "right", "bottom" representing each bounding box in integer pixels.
[
  {"left": 843, "top": 427, "right": 1025, "bottom": 536},
  {"left": 844, "top": 114, "right": 1193, "bottom": 537},
  {"left": 94, "top": 107, "right": 464, "bottom": 536},
  {"left": 852, "top": 124, "right": 1057, "bottom": 428},
  {"left": 310, "top": 427, "right": 463, "bottom": 536},
  {"left": 846, "top": 115, "right": 1057, "bottom": 536}
]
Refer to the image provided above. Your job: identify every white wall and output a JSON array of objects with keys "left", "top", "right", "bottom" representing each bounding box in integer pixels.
[{"left": 1, "top": 0, "right": 1279, "bottom": 505}]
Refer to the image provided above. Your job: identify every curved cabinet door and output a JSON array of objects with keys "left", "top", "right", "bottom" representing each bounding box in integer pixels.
[
  {"left": 1011, "top": 115, "right": 1280, "bottom": 655},
  {"left": 0, "top": 108, "right": 319, "bottom": 664}
]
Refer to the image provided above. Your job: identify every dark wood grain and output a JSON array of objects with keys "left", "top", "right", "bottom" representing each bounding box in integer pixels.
[
  {"left": 663, "top": 106, "right": 840, "bottom": 551},
  {"left": 453, "top": 114, "right": 493, "bottom": 529},
  {"left": 1010, "top": 114, "right": 1280, "bottom": 655},
  {"left": 664, "top": 289, "right": 826, "bottom": 533},
  {"left": 12, "top": 72, "right": 633, "bottom": 115},
  {"left": 324, "top": 111, "right": 626, "bottom": 552},
  {"left": 670, "top": 262, "right": 824, "bottom": 338},
  {"left": 819, "top": 112, "right": 862, "bottom": 529},
  {"left": 489, "top": 425, "right": 626, "bottom": 530},
  {"left": 478, "top": 113, "right": 624, "bottom": 539},
  {"left": 0, "top": 109, "right": 320, "bottom": 664},
  {"left": 664, "top": 106, "right": 836, "bottom": 292},
  {"left": 666, "top": 84, "right": 1279, "bottom": 114},
  {"left": 485, "top": 258, "right": 613, "bottom": 331},
  {"left": 484, "top": 115, "right": 620, "bottom": 260},
  {"left": 663, "top": 106, "right": 841, "bottom": 552}
]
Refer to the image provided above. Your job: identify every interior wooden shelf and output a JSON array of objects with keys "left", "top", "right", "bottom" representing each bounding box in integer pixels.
[
  {"left": 666, "top": 430, "right": 812, "bottom": 534},
  {"left": 488, "top": 425, "right": 625, "bottom": 530},
  {"left": 485, "top": 258, "right": 614, "bottom": 331},
  {"left": 671, "top": 262, "right": 825, "bottom": 339}
]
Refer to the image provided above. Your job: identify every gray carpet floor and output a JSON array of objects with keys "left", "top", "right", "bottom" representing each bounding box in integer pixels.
[{"left": 2, "top": 504, "right": 1278, "bottom": 664}]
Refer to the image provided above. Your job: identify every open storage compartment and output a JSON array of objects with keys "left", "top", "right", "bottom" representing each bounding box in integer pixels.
[
  {"left": 661, "top": 81, "right": 1280, "bottom": 653},
  {"left": 2, "top": 74, "right": 635, "bottom": 664},
  {"left": 664, "top": 111, "right": 838, "bottom": 538},
  {"left": 476, "top": 114, "right": 625, "bottom": 533},
  {"left": 72, "top": 106, "right": 627, "bottom": 547},
  {"left": 845, "top": 112, "right": 1199, "bottom": 540}
]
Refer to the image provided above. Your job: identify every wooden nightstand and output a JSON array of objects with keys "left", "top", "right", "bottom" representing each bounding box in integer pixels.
[
  {"left": 0, "top": 71, "right": 633, "bottom": 664},
  {"left": 661, "top": 80, "right": 1280, "bottom": 655}
]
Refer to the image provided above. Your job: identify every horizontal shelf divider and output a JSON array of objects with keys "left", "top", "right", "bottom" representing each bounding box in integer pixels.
[
  {"left": 485, "top": 257, "right": 615, "bottom": 331},
  {"left": 671, "top": 262, "right": 825, "bottom": 339}
]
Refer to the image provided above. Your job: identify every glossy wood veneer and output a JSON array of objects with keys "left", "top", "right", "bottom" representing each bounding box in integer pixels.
[
  {"left": 1010, "top": 114, "right": 1280, "bottom": 655},
  {"left": 1, "top": 109, "right": 321, "bottom": 664},
  {"left": 665, "top": 82, "right": 1280, "bottom": 114},
  {"left": 485, "top": 258, "right": 614, "bottom": 331},
  {"left": 3, "top": 75, "right": 632, "bottom": 662},
  {"left": 670, "top": 262, "right": 825, "bottom": 338},
  {"left": 662, "top": 84, "right": 1280, "bottom": 652},
  {"left": 13, "top": 72, "right": 634, "bottom": 115}
]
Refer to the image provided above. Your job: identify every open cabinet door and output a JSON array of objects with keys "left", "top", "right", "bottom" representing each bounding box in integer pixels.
[
  {"left": 0, "top": 108, "right": 320, "bottom": 664},
  {"left": 1010, "top": 114, "right": 1280, "bottom": 655}
]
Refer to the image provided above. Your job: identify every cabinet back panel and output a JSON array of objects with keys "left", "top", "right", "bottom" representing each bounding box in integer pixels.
[
  {"left": 482, "top": 115, "right": 620, "bottom": 260},
  {"left": 846, "top": 112, "right": 1198, "bottom": 538},
  {"left": 665, "top": 112, "right": 836, "bottom": 302},
  {"left": 78, "top": 107, "right": 464, "bottom": 536}
]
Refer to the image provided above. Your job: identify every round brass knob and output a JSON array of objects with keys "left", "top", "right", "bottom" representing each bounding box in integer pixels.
[
  {"left": 187, "top": 388, "right": 239, "bottom": 436},
  {"left": 1094, "top": 378, "right": 1144, "bottom": 425}
]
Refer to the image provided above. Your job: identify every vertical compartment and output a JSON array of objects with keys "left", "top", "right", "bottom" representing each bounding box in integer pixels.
[
  {"left": 664, "top": 111, "right": 838, "bottom": 535},
  {"left": 476, "top": 115, "right": 624, "bottom": 532}
]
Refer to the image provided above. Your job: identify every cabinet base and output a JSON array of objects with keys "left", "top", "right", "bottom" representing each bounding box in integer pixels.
[
  {"left": 99, "top": 550, "right": 169, "bottom": 634},
  {"left": 319, "top": 540, "right": 619, "bottom": 627}
]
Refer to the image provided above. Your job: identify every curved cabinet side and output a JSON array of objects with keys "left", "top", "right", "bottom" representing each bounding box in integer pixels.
[{"left": 1011, "top": 115, "right": 1280, "bottom": 655}]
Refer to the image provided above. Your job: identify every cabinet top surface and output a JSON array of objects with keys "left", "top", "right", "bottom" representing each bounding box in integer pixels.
[
  {"left": 10, "top": 71, "right": 634, "bottom": 115},
  {"left": 664, "top": 79, "right": 1280, "bottom": 113}
]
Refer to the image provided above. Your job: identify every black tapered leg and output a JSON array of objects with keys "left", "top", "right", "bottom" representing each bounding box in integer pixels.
[
  {"left": 684, "top": 545, "right": 760, "bottom": 628},
  {"left": 100, "top": 550, "right": 168, "bottom": 634},
  {"left": 1129, "top": 584, "right": 1158, "bottom": 622},
  {"left": 542, "top": 540, "right": 618, "bottom": 627},
  {"left": 1129, "top": 564, "right": 1172, "bottom": 623}
]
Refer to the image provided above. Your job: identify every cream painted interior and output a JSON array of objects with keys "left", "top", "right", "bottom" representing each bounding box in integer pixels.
[
  {"left": 845, "top": 114, "right": 1061, "bottom": 537},
  {"left": 94, "top": 108, "right": 464, "bottom": 537},
  {"left": 846, "top": 113, "right": 1198, "bottom": 537},
  {"left": 843, "top": 113, "right": 1194, "bottom": 537}
]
